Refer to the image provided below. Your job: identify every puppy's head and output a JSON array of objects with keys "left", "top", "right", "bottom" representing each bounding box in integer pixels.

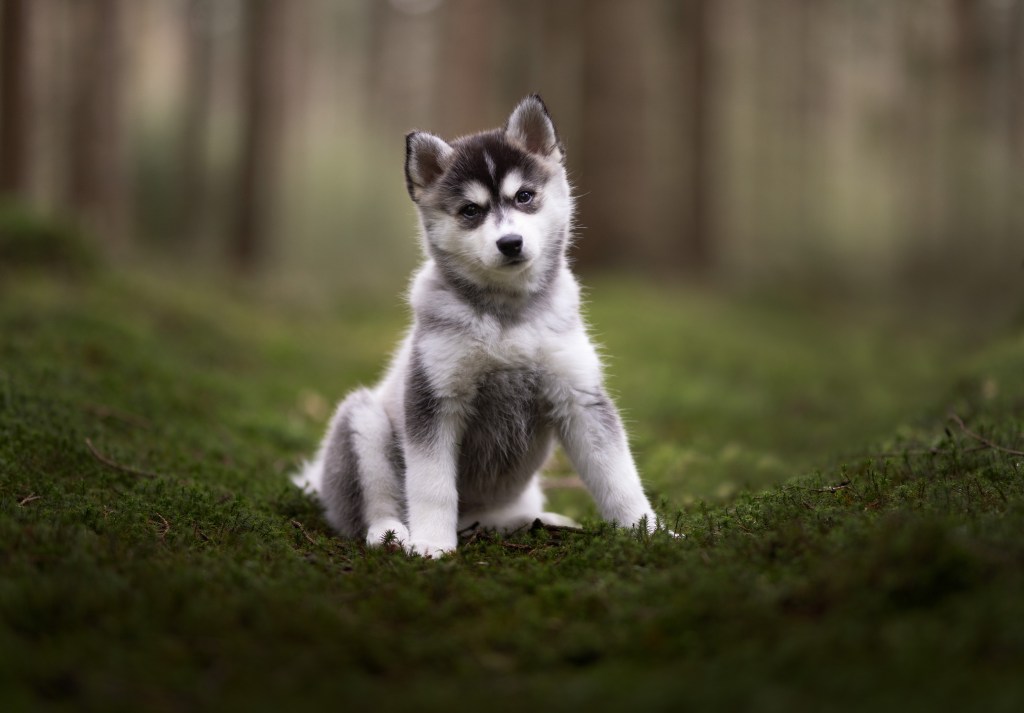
[{"left": 405, "top": 95, "right": 572, "bottom": 293}]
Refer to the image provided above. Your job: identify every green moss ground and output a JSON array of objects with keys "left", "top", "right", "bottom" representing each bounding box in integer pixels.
[{"left": 1, "top": 268, "right": 1022, "bottom": 711}]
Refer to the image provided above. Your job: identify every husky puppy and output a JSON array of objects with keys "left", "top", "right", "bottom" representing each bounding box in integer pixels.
[{"left": 293, "top": 95, "right": 659, "bottom": 557}]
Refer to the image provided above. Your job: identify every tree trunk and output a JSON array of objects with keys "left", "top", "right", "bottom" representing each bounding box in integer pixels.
[
  {"left": 577, "top": 0, "right": 652, "bottom": 270},
  {"left": 230, "top": 0, "right": 288, "bottom": 270},
  {"left": 66, "top": 0, "right": 125, "bottom": 245},
  {"left": 683, "top": 0, "right": 715, "bottom": 272},
  {"left": 437, "top": 0, "right": 497, "bottom": 136},
  {"left": 0, "top": 0, "right": 32, "bottom": 198},
  {"left": 178, "top": 0, "right": 214, "bottom": 246},
  {"left": 952, "top": 0, "right": 987, "bottom": 117}
]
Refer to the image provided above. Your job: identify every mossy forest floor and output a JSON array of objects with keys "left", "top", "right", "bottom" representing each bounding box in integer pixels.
[{"left": 2, "top": 266, "right": 1023, "bottom": 712}]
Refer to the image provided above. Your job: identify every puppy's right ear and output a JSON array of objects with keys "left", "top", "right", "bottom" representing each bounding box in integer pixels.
[{"left": 405, "top": 132, "right": 453, "bottom": 202}]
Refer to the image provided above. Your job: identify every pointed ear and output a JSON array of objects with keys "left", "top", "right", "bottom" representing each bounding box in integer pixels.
[
  {"left": 505, "top": 94, "right": 563, "bottom": 161},
  {"left": 405, "top": 132, "right": 454, "bottom": 201}
]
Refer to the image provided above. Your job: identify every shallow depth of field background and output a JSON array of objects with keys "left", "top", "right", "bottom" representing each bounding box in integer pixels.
[
  {"left": 4, "top": 4, "right": 1024, "bottom": 709},
  {"left": 2, "top": 0, "right": 1022, "bottom": 306}
]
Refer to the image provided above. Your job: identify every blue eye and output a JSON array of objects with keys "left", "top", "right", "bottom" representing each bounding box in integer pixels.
[
  {"left": 515, "top": 190, "right": 534, "bottom": 205},
  {"left": 460, "top": 204, "right": 481, "bottom": 218}
]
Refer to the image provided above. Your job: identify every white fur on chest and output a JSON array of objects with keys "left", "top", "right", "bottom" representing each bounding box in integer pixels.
[{"left": 407, "top": 263, "right": 599, "bottom": 399}]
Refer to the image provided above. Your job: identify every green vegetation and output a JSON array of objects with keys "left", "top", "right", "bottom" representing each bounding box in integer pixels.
[
  {"left": 0, "top": 203, "right": 99, "bottom": 276},
  {"left": 2, "top": 266, "right": 1022, "bottom": 712}
]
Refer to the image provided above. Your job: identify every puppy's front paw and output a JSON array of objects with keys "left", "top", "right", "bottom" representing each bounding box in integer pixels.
[
  {"left": 408, "top": 539, "right": 457, "bottom": 559},
  {"left": 366, "top": 520, "right": 410, "bottom": 549},
  {"left": 632, "top": 511, "right": 660, "bottom": 534},
  {"left": 633, "top": 511, "right": 685, "bottom": 538}
]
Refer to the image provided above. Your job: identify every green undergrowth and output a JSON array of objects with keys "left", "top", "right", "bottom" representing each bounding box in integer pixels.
[
  {"left": 0, "top": 202, "right": 99, "bottom": 276},
  {"left": 1, "top": 268, "right": 1022, "bottom": 711}
]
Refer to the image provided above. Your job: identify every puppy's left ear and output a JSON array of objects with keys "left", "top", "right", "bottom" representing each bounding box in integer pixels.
[{"left": 505, "top": 94, "right": 564, "bottom": 162}]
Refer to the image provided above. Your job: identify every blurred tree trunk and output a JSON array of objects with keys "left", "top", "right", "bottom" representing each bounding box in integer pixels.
[
  {"left": 365, "top": 2, "right": 439, "bottom": 136},
  {"left": 952, "top": 0, "right": 986, "bottom": 117},
  {"left": 230, "top": 0, "right": 288, "bottom": 270},
  {"left": 178, "top": 0, "right": 214, "bottom": 245},
  {"left": 682, "top": 0, "right": 714, "bottom": 272},
  {"left": 537, "top": 0, "right": 585, "bottom": 149},
  {"left": 437, "top": 0, "right": 497, "bottom": 136},
  {"left": 0, "top": 0, "right": 32, "bottom": 199},
  {"left": 66, "top": 0, "right": 126, "bottom": 246},
  {"left": 577, "top": 0, "right": 652, "bottom": 269},
  {"left": 949, "top": 0, "right": 987, "bottom": 254},
  {"left": 363, "top": 0, "right": 389, "bottom": 130},
  {"left": 790, "top": 0, "right": 817, "bottom": 260},
  {"left": 1011, "top": 1, "right": 1024, "bottom": 250},
  {"left": 1012, "top": 1, "right": 1024, "bottom": 160},
  {"left": 898, "top": 5, "right": 942, "bottom": 258}
]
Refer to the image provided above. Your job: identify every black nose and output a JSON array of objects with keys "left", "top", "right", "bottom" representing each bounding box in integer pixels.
[{"left": 496, "top": 234, "right": 523, "bottom": 257}]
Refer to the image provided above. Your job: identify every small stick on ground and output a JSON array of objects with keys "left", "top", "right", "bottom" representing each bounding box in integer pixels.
[
  {"left": 949, "top": 412, "right": 1024, "bottom": 457},
  {"left": 291, "top": 519, "right": 317, "bottom": 545},
  {"left": 820, "top": 480, "right": 853, "bottom": 494},
  {"left": 85, "top": 438, "right": 159, "bottom": 479},
  {"left": 18, "top": 493, "right": 41, "bottom": 507},
  {"left": 797, "top": 479, "right": 859, "bottom": 497},
  {"left": 152, "top": 512, "right": 171, "bottom": 540}
]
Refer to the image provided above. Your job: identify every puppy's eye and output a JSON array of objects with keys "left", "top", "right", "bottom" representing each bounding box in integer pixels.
[
  {"left": 459, "top": 204, "right": 481, "bottom": 218},
  {"left": 515, "top": 190, "right": 535, "bottom": 205}
]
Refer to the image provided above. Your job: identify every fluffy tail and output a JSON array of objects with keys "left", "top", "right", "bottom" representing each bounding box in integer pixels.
[{"left": 291, "top": 452, "right": 325, "bottom": 496}]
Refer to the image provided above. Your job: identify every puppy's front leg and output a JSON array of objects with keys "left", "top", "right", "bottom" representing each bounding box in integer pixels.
[
  {"left": 403, "top": 357, "right": 465, "bottom": 558},
  {"left": 403, "top": 435, "right": 460, "bottom": 558},
  {"left": 555, "top": 385, "right": 658, "bottom": 530},
  {"left": 546, "top": 336, "right": 657, "bottom": 530}
]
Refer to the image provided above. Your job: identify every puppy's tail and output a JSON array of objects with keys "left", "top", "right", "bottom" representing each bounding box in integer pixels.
[{"left": 291, "top": 453, "right": 325, "bottom": 496}]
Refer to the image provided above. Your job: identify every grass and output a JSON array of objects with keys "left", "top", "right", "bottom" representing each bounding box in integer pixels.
[{"left": 1, "top": 263, "right": 1023, "bottom": 712}]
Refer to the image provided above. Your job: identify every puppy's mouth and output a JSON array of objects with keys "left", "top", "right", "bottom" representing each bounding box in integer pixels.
[{"left": 501, "top": 256, "right": 529, "bottom": 267}]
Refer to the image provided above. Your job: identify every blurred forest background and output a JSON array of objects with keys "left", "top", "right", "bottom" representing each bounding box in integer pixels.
[{"left": 1, "top": 0, "right": 1023, "bottom": 305}]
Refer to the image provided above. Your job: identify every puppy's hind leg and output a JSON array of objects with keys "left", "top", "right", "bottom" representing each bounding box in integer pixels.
[{"left": 320, "top": 389, "right": 409, "bottom": 547}]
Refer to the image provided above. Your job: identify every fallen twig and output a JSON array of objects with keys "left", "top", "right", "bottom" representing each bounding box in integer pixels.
[
  {"left": 18, "top": 493, "right": 41, "bottom": 507},
  {"left": 949, "top": 412, "right": 1024, "bottom": 457},
  {"left": 152, "top": 512, "right": 171, "bottom": 540},
  {"left": 291, "top": 519, "right": 317, "bottom": 546},
  {"left": 796, "top": 479, "right": 859, "bottom": 496},
  {"left": 823, "top": 480, "right": 853, "bottom": 493},
  {"left": 85, "top": 438, "right": 159, "bottom": 479}
]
